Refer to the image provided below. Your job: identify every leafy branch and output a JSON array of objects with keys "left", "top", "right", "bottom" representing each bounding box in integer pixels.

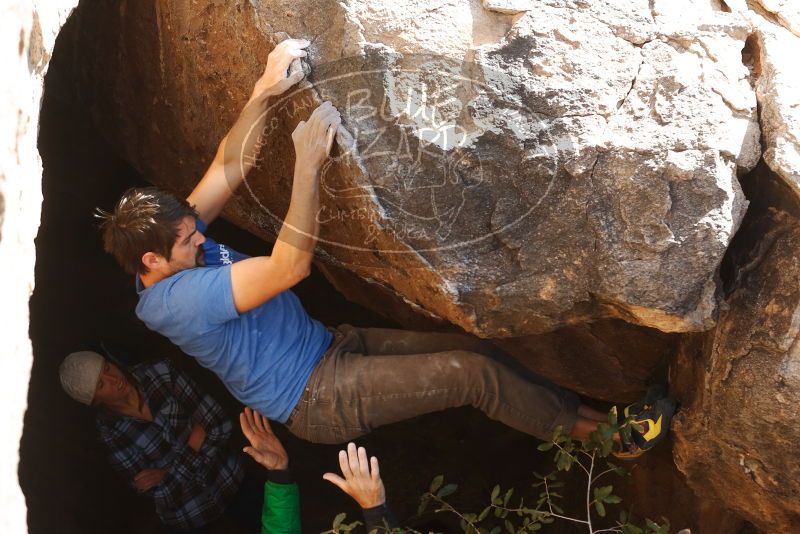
[
  {"left": 413, "top": 408, "right": 685, "bottom": 534},
  {"left": 328, "top": 408, "right": 688, "bottom": 534}
]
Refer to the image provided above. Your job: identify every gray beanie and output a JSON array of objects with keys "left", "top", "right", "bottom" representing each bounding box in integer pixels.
[{"left": 59, "top": 351, "right": 104, "bottom": 405}]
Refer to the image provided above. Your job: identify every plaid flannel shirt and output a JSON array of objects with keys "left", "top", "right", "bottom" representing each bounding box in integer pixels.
[{"left": 96, "top": 358, "right": 243, "bottom": 529}]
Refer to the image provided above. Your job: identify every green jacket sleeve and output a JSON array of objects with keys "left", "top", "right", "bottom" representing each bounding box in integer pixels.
[{"left": 261, "top": 480, "right": 301, "bottom": 534}]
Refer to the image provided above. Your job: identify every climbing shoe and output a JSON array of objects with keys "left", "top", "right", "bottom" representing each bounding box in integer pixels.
[
  {"left": 623, "top": 384, "right": 667, "bottom": 419},
  {"left": 629, "top": 396, "right": 677, "bottom": 451},
  {"left": 612, "top": 386, "right": 675, "bottom": 461}
]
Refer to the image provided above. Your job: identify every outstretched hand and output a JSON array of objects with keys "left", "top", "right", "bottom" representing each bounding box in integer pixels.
[
  {"left": 254, "top": 38, "right": 309, "bottom": 97},
  {"left": 239, "top": 407, "right": 289, "bottom": 470},
  {"left": 323, "top": 442, "right": 386, "bottom": 509}
]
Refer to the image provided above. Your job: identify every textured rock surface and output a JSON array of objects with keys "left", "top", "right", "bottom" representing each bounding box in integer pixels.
[
  {"left": 751, "top": 0, "right": 800, "bottom": 36},
  {"left": 673, "top": 207, "right": 800, "bottom": 532},
  {"left": 730, "top": 3, "right": 800, "bottom": 199},
  {"left": 74, "top": 0, "right": 760, "bottom": 337},
  {"left": 498, "top": 320, "right": 679, "bottom": 403},
  {"left": 0, "top": 0, "right": 78, "bottom": 530},
  {"left": 482, "top": 0, "right": 532, "bottom": 15}
]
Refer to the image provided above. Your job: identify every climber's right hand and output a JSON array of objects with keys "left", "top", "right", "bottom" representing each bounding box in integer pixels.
[{"left": 253, "top": 38, "right": 309, "bottom": 98}]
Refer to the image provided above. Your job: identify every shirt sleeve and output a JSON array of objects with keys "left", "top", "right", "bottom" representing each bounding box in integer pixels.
[
  {"left": 167, "top": 359, "right": 232, "bottom": 464},
  {"left": 163, "top": 265, "right": 239, "bottom": 327},
  {"left": 97, "top": 424, "right": 149, "bottom": 484},
  {"left": 97, "top": 422, "right": 185, "bottom": 510},
  {"left": 261, "top": 481, "right": 301, "bottom": 534},
  {"left": 362, "top": 503, "right": 400, "bottom": 532}
]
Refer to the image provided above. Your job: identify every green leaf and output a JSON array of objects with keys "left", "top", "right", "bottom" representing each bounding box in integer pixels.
[
  {"left": 597, "top": 485, "right": 613, "bottom": 499},
  {"left": 605, "top": 495, "right": 622, "bottom": 504},
  {"left": 478, "top": 506, "right": 491, "bottom": 521},
  {"left": 417, "top": 495, "right": 429, "bottom": 516},
  {"left": 607, "top": 461, "right": 627, "bottom": 476},
  {"left": 645, "top": 519, "right": 660, "bottom": 531},
  {"left": 556, "top": 453, "right": 568, "bottom": 471},
  {"left": 595, "top": 501, "right": 606, "bottom": 517},
  {"left": 489, "top": 528, "right": 502, "bottom": 534},
  {"left": 437, "top": 483, "right": 458, "bottom": 498},
  {"left": 332, "top": 512, "right": 346, "bottom": 530},
  {"left": 430, "top": 475, "right": 444, "bottom": 493},
  {"left": 551, "top": 425, "right": 564, "bottom": 442},
  {"left": 620, "top": 425, "right": 633, "bottom": 444},
  {"left": 504, "top": 519, "right": 515, "bottom": 534},
  {"left": 491, "top": 485, "right": 501, "bottom": 502},
  {"left": 503, "top": 488, "right": 514, "bottom": 506},
  {"left": 537, "top": 442, "right": 553, "bottom": 452}
]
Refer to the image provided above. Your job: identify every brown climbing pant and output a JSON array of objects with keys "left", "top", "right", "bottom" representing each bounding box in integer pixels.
[{"left": 285, "top": 324, "right": 580, "bottom": 444}]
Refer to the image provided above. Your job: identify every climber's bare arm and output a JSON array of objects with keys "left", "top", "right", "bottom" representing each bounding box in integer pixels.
[
  {"left": 230, "top": 102, "right": 340, "bottom": 314},
  {"left": 188, "top": 38, "right": 309, "bottom": 225}
]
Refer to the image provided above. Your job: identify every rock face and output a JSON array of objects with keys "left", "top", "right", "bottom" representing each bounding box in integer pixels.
[
  {"left": 751, "top": 0, "right": 800, "bottom": 36},
  {"left": 498, "top": 320, "right": 679, "bottom": 403},
  {"left": 0, "top": 0, "right": 78, "bottom": 530},
  {"left": 673, "top": 207, "right": 800, "bottom": 532},
  {"left": 743, "top": 4, "right": 800, "bottom": 196},
  {"left": 676, "top": 5, "right": 800, "bottom": 527},
  {"left": 74, "top": 0, "right": 760, "bottom": 338}
]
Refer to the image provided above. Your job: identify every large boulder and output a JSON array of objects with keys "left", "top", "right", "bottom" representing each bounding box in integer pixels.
[{"left": 74, "top": 0, "right": 759, "bottom": 337}]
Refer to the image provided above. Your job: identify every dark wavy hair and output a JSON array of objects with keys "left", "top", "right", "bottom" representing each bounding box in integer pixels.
[{"left": 96, "top": 187, "right": 197, "bottom": 275}]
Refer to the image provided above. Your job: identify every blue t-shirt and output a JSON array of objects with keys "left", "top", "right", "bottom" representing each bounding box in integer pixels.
[{"left": 135, "top": 219, "right": 332, "bottom": 423}]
